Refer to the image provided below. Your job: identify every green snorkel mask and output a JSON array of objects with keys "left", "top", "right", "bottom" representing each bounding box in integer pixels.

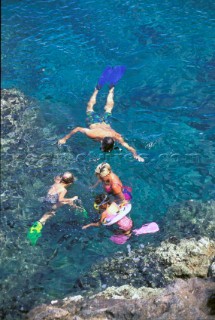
[
  {"left": 94, "top": 202, "right": 100, "bottom": 210},
  {"left": 94, "top": 195, "right": 109, "bottom": 211}
]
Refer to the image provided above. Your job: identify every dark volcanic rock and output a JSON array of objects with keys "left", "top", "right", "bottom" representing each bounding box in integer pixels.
[{"left": 27, "top": 278, "right": 215, "bottom": 319}]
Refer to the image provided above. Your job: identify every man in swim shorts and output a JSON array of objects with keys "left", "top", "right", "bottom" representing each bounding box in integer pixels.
[{"left": 58, "top": 86, "right": 144, "bottom": 162}]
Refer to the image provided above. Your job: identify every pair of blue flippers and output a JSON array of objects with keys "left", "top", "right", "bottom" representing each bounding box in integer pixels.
[{"left": 96, "top": 65, "right": 126, "bottom": 90}]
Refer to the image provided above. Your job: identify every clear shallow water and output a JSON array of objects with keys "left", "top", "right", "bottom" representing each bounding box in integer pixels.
[{"left": 1, "top": 0, "right": 215, "bottom": 315}]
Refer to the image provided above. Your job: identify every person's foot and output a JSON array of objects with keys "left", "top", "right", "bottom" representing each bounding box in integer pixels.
[{"left": 124, "top": 230, "right": 132, "bottom": 236}]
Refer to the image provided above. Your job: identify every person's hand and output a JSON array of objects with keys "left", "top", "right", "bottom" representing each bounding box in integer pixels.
[
  {"left": 68, "top": 197, "right": 78, "bottom": 206},
  {"left": 82, "top": 225, "right": 88, "bottom": 230},
  {"left": 58, "top": 138, "right": 67, "bottom": 145},
  {"left": 134, "top": 155, "right": 145, "bottom": 162}
]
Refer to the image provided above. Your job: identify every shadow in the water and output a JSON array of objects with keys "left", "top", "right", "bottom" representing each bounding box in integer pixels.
[{"left": 196, "top": 54, "right": 215, "bottom": 82}]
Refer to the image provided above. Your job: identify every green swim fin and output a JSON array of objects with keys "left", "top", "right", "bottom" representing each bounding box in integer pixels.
[
  {"left": 27, "top": 221, "right": 43, "bottom": 246},
  {"left": 75, "top": 206, "right": 88, "bottom": 218},
  {"left": 80, "top": 208, "right": 88, "bottom": 218}
]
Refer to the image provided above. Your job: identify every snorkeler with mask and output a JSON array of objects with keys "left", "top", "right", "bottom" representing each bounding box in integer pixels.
[
  {"left": 58, "top": 66, "right": 144, "bottom": 162},
  {"left": 82, "top": 194, "right": 159, "bottom": 245}
]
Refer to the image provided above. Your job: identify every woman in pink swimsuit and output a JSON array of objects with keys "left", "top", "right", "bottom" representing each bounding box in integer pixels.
[{"left": 94, "top": 162, "right": 132, "bottom": 205}]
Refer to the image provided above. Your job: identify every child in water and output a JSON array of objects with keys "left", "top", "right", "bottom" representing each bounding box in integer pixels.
[
  {"left": 39, "top": 171, "right": 78, "bottom": 225},
  {"left": 82, "top": 194, "right": 159, "bottom": 245},
  {"left": 82, "top": 194, "right": 133, "bottom": 236},
  {"left": 27, "top": 172, "right": 80, "bottom": 245}
]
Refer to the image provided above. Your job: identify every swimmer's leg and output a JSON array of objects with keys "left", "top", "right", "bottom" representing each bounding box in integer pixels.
[
  {"left": 104, "top": 87, "right": 114, "bottom": 113},
  {"left": 86, "top": 88, "right": 99, "bottom": 113},
  {"left": 38, "top": 203, "right": 59, "bottom": 225},
  {"left": 39, "top": 210, "right": 56, "bottom": 225},
  {"left": 123, "top": 229, "right": 132, "bottom": 237},
  {"left": 114, "top": 229, "right": 132, "bottom": 236}
]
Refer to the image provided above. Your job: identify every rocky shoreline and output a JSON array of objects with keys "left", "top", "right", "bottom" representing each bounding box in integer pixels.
[
  {"left": 27, "top": 236, "right": 215, "bottom": 319},
  {"left": 28, "top": 278, "right": 215, "bottom": 320}
]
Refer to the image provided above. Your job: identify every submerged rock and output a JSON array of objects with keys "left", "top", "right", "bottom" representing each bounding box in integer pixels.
[
  {"left": 152, "top": 237, "right": 215, "bottom": 280},
  {"left": 72, "top": 237, "right": 215, "bottom": 293},
  {"left": 26, "top": 230, "right": 215, "bottom": 319},
  {"left": 159, "top": 200, "right": 215, "bottom": 240}
]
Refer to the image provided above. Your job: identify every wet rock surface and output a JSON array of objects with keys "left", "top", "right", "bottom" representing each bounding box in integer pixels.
[
  {"left": 27, "top": 236, "right": 215, "bottom": 319},
  {"left": 28, "top": 278, "right": 215, "bottom": 320}
]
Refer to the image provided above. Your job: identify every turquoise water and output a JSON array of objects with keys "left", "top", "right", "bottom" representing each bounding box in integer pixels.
[{"left": 1, "top": 0, "right": 215, "bottom": 315}]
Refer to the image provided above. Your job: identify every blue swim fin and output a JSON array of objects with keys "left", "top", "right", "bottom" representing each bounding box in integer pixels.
[
  {"left": 108, "top": 65, "right": 126, "bottom": 88},
  {"left": 96, "top": 66, "right": 113, "bottom": 90}
]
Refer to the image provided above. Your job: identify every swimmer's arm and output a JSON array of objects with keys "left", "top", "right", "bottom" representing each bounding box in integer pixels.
[
  {"left": 82, "top": 221, "right": 101, "bottom": 229},
  {"left": 91, "top": 179, "right": 101, "bottom": 189},
  {"left": 116, "top": 136, "right": 145, "bottom": 162},
  {"left": 58, "top": 189, "right": 78, "bottom": 204},
  {"left": 58, "top": 127, "right": 89, "bottom": 145},
  {"left": 82, "top": 213, "right": 105, "bottom": 229}
]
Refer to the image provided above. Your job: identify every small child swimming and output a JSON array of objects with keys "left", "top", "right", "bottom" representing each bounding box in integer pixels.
[
  {"left": 27, "top": 172, "right": 80, "bottom": 245},
  {"left": 82, "top": 194, "right": 133, "bottom": 235},
  {"left": 82, "top": 194, "right": 159, "bottom": 244},
  {"left": 40, "top": 171, "right": 78, "bottom": 224}
]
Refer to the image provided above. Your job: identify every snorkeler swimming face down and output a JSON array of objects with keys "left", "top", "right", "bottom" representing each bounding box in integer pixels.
[
  {"left": 57, "top": 66, "right": 145, "bottom": 162},
  {"left": 94, "top": 194, "right": 111, "bottom": 210}
]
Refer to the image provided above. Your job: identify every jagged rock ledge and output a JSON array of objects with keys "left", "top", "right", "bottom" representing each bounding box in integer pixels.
[
  {"left": 28, "top": 278, "right": 215, "bottom": 320},
  {"left": 28, "top": 237, "right": 215, "bottom": 319}
]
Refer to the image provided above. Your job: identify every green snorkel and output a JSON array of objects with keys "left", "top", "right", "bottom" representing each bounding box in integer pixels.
[{"left": 27, "top": 221, "right": 43, "bottom": 246}]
